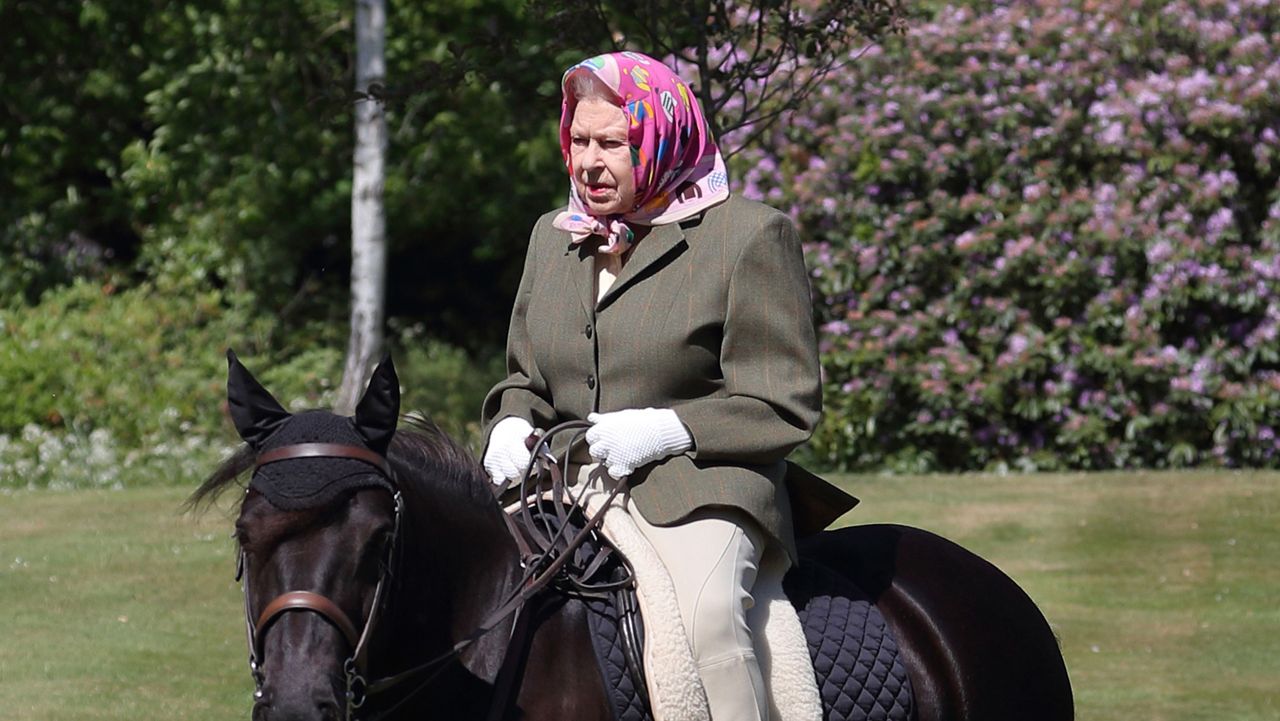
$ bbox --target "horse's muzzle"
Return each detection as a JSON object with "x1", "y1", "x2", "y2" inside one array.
[{"x1": 252, "y1": 685, "x2": 344, "y2": 721}]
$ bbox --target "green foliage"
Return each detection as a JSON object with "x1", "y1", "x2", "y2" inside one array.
[
  {"x1": 0, "y1": 280, "x2": 260, "y2": 487},
  {"x1": 118, "y1": 0, "x2": 356, "y2": 300},
  {"x1": 0, "y1": 0, "x2": 156, "y2": 302},
  {"x1": 378, "y1": 0, "x2": 579, "y2": 345},
  {"x1": 0, "y1": 0, "x2": 566, "y2": 488},
  {"x1": 0, "y1": 281, "x2": 498, "y2": 489},
  {"x1": 0, "y1": 280, "x2": 255, "y2": 445},
  {"x1": 391, "y1": 322, "x2": 505, "y2": 452},
  {"x1": 1, "y1": 0, "x2": 580, "y2": 347}
]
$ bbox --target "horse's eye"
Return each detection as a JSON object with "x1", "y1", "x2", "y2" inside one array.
[
  {"x1": 375, "y1": 531, "x2": 394, "y2": 557},
  {"x1": 363, "y1": 531, "x2": 395, "y2": 575}
]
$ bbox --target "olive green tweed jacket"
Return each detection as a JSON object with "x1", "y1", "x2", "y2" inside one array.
[{"x1": 481, "y1": 195, "x2": 824, "y2": 554}]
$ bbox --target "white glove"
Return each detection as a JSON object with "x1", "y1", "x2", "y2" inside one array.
[
  {"x1": 483, "y1": 417, "x2": 535, "y2": 485},
  {"x1": 585, "y1": 408, "x2": 692, "y2": 478}
]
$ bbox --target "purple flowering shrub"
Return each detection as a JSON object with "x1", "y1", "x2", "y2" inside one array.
[{"x1": 735, "y1": 0, "x2": 1280, "y2": 471}]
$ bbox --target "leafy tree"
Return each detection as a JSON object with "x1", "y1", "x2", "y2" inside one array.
[
  {"x1": 0, "y1": 0, "x2": 158, "y2": 302},
  {"x1": 528, "y1": 0, "x2": 907, "y2": 155},
  {"x1": 1, "y1": 0, "x2": 571, "y2": 343}
]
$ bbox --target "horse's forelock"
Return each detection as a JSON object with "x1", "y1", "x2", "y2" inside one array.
[{"x1": 186, "y1": 444, "x2": 256, "y2": 513}]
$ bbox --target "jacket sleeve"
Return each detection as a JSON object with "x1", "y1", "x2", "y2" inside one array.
[
  {"x1": 480, "y1": 220, "x2": 560, "y2": 448},
  {"x1": 673, "y1": 211, "x2": 822, "y2": 464}
]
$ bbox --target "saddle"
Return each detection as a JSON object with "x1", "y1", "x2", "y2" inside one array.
[
  {"x1": 510, "y1": 493, "x2": 915, "y2": 721},
  {"x1": 504, "y1": 423, "x2": 914, "y2": 721}
]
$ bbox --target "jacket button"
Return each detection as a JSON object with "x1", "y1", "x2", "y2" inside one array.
[
  {"x1": 584, "y1": 324, "x2": 593, "y2": 339},
  {"x1": 586, "y1": 375, "x2": 596, "y2": 390}
]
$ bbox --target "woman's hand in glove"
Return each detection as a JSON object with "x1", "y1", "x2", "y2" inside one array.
[
  {"x1": 585, "y1": 408, "x2": 692, "y2": 478},
  {"x1": 482, "y1": 416, "x2": 535, "y2": 485}
]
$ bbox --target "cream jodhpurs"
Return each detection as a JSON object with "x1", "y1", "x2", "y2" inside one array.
[{"x1": 576, "y1": 465, "x2": 788, "y2": 721}]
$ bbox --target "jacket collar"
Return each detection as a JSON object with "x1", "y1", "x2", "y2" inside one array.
[
  {"x1": 607, "y1": 222, "x2": 688, "y2": 306},
  {"x1": 566, "y1": 221, "x2": 690, "y2": 315}
]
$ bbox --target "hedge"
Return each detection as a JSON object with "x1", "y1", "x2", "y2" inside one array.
[
  {"x1": 737, "y1": 0, "x2": 1280, "y2": 471},
  {"x1": 0, "y1": 281, "x2": 502, "y2": 489}
]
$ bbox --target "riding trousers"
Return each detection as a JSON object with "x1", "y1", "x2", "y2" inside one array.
[{"x1": 575, "y1": 463, "x2": 790, "y2": 721}]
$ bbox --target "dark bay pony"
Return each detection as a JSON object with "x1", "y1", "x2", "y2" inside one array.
[{"x1": 191, "y1": 352, "x2": 1073, "y2": 721}]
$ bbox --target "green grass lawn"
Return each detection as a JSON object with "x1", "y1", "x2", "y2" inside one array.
[{"x1": 1, "y1": 472, "x2": 1277, "y2": 720}]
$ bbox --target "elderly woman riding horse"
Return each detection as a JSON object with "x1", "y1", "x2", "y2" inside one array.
[
  {"x1": 480, "y1": 50, "x2": 852, "y2": 720},
  {"x1": 192, "y1": 49, "x2": 1072, "y2": 721}
]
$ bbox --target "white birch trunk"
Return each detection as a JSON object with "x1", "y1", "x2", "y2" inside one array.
[{"x1": 336, "y1": 0, "x2": 388, "y2": 414}]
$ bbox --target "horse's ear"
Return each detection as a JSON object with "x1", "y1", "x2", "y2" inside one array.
[
  {"x1": 354, "y1": 354, "x2": 399, "y2": 454},
  {"x1": 226, "y1": 349, "x2": 291, "y2": 449}
]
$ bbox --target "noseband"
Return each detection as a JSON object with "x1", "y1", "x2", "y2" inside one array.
[{"x1": 239, "y1": 443, "x2": 403, "y2": 719}]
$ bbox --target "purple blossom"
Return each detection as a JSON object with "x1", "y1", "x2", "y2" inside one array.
[
  {"x1": 1098, "y1": 122, "x2": 1125, "y2": 145},
  {"x1": 1176, "y1": 69, "x2": 1216, "y2": 99},
  {"x1": 1147, "y1": 239, "x2": 1174, "y2": 264},
  {"x1": 742, "y1": 0, "x2": 1280, "y2": 471},
  {"x1": 1206, "y1": 208, "x2": 1235, "y2": 240},
  {"x1": 1008, "y1": 334, "x2": 1029, "y2": 355}
]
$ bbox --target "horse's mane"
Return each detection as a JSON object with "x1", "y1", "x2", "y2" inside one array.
[
  {"x1": 185, "y1": 413, "x2": 491, "y2": 513},
  {"x1": 387, "y1": 414, "x2": 493, "y2": 509}
]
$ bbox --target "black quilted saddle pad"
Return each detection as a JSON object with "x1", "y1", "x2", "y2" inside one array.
[
  {"x1": 519, "y1": 499, "x2": 915, "y2": 721},
  {"x1": 784, "y1": 561, "x2": 916, "y2": 721},
  {"x1": 584, "y1": 552, "x2": 917, "y2": 721}
]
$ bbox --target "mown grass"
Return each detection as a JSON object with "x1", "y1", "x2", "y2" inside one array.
[
  {"x1": 842, "y1": 470, "x2": 1280, "y2": 721},
  {"x1": 1, "y1": 471, "x2": 1276, "y2": 720},
  {"x1": 0, "y1": 488, "x2": 247, "y2": 720}
]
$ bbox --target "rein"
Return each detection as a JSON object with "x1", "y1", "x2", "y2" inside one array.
[{"x1": 238, "y1": 421, "x2": 625, "y2": 721}]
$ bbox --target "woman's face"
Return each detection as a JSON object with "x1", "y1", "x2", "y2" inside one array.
[{"x1": 568, "y1": 98, "x2": 636, "y2": 216}]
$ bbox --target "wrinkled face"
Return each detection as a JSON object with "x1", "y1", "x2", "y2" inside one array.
[{"x1": 569, "y1": 98, "x2": 636, "y2": 216}]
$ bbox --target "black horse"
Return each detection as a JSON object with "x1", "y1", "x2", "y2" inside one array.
[{"x1": 191, "y1": 352, "x2": 1073, "y2": 721}]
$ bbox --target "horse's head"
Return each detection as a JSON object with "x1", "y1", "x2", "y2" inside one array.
[{"x1": 225, "y1": 350, "x2": 401, "y2": 721}]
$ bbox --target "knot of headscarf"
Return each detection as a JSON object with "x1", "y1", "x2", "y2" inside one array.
[{"x1": 552, "y1": 52, "x2": 730, "y2": 255}]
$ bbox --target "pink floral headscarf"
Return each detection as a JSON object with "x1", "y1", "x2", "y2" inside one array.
[{"x1": 551, "y1": 52, "x2": 730, "y2": 254}]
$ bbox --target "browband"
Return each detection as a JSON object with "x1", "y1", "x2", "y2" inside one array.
[{"x1": 254, "y1": 443, "x2": 392, "y2": 478}]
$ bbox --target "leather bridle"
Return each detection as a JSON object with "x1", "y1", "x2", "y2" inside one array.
[
  {"x1": 238, "y1": 423, "x2": 627, "y2": 721},
  {"x1": 239, "y1": 443, "x2": 404, "y2": 719}
]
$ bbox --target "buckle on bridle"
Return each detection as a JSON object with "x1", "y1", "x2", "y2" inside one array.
[{"x1": 345, "y1": 657, "x2": 368, "y2": 712}]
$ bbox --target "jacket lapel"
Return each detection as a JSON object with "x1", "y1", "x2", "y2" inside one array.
[
  {"x1": 565, "y1": 237, "x2": 597, "y2": 319},
  {"x1": 598, "y1": 222, "x2": 687, "y2": 309}
]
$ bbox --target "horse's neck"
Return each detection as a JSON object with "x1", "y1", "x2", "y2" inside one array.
[{"x1": 397, "y1": 486, "x2": 523, "y2": 669}]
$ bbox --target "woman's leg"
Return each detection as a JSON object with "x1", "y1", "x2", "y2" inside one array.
[
  {"x1": 627, "y1": 500, "x2": 770, "y2": 721},
  {"x1": 745, "y1": 545, "x2": 793, "y2": 720}
]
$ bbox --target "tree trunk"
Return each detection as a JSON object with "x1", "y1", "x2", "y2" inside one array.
[{"x1": 336, "y1": 0, "x2": 388, "y2": 415}]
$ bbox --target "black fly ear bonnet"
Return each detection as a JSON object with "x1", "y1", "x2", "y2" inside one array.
[{"x1": 226, "y1": 350, "x2": 400, "y2": 510}]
